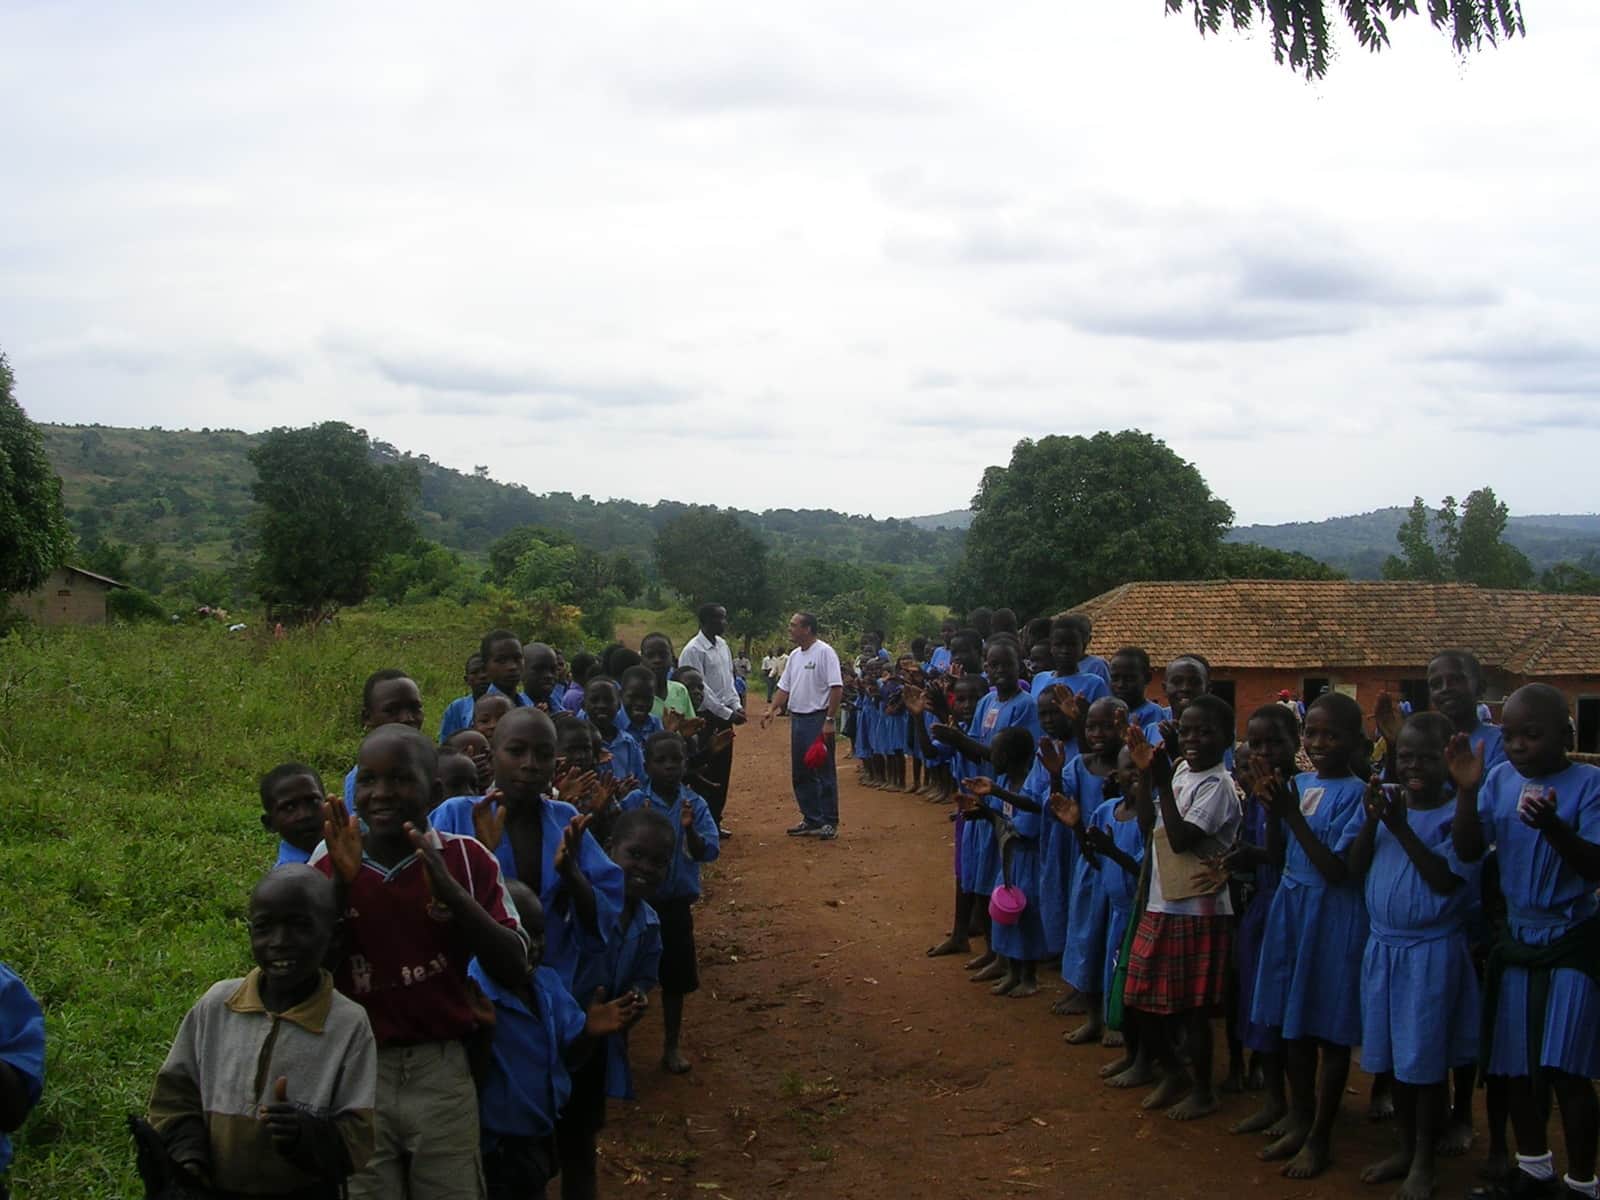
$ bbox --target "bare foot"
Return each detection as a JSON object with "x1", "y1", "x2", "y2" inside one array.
[
  {"x1": 1395, "y1": 1164, "x2": 1437, "y2": 1200},
  {"x1": 1281, "y1": 1136, "x2": 1331, "y2": 1180},
  {"x1": 1099, "y1": 1053, "x2": 1135, "y2": 1078},
  {"x1": 1230, "y1": 1100, "x2": 1288, "y2": 1135},
  {"x1": 1105, "y1": 1059, "x2": 1157, "y2": 1089},
  {"x1": 662, "y1": 1048, "x2": 692, "y2": 1075},
  {"x1": 1477, "y1": 1151, "x2": 1510, "y2": 1183},
  {"x1": 1064, "y1": 1020, "x2": 1103, "y2": 1045},
  {"x1": 991, "y1": 974, "x2": 1019, "y2": 996},
  {"x1": 1168, "y1": 1090, "x2": 1219, "y2": 1121},
  {"x1": 971, "y1": 959, "x2": 1007, "y2": 983},
  {"x1": 964, "y1": 950, "x2": 995, "y2": 971},
  {"x1": 1100, "y1": 1029, "x2": 1125, "y2": 1049},
  {"x1": 1369, "y1": 1092, "x2": 1396, "y2": 1122},
  {"x1": 1259, "y1": 1119, "x2": 1311, "y2": 1162},
  {"x1": 1361, "y1": 1151, "x2": 1411, "y2": 1185},
  {"x1": 1263, "y1": 1113, "x2": 1294, "y2": 1140},
  {"x1": 1435, "y1": 1120, "x2": 1473, "y2": 1157},
  {"x1": 926, "y1": 936, "x2": 969, "y2": 958},
  {"x1": 1050, "y1": 991, "x2": 1087, "y2": 1016},
  {"x1": 1007, "y1": 980, "x2": 1039, "y2": 998},
  {"x1": 1140, "y1": 1071, "x2": 1193, "y2": 1111}
]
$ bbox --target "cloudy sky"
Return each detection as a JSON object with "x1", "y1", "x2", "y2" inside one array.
[{"x1": 3, "y1": 2, "x2": 1596, "y2": 526}]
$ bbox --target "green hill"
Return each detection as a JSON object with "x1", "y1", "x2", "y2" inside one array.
[{"x1": 41, "y1": 424, "x2": 964, "y2": 600}]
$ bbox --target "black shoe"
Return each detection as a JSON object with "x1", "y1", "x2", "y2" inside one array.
[
  {"x1": 1468, "y1": 1171, "x2": 1563, "y2": 1200},
  {"x1": 787, "y1": 821, "x2": 820, "y2": 837},
  {"x1": 718, "y1": 826, "x2": 732, "y2": 839}
]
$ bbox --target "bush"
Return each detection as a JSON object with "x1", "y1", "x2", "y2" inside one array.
[{"x1": 107, "y1": 587, "x2": 168, "y2": 623}]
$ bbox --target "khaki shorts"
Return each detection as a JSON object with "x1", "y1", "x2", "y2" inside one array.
[{"x1": 349, "y1": 1040, "x2": 483, "y2": 1200}]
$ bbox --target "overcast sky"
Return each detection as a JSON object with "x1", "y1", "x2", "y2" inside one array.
[{"x1": 4, "y1": 2, "x2": 1596, "y2": 526}]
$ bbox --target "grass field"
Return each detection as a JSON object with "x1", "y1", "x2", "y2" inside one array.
[{"x1": 0, "y1": 603, "x2": 543, "y2": 1197}]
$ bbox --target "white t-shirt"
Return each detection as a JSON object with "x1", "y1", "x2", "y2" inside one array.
[
  {"x1": 1146, "y1": 760, "x2": 1241, "y2": 917},
  {"x1": 776, "y1": 640, "x2": 842, "y2": 714}
]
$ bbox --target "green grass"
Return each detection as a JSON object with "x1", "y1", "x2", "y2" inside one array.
[{"x1": 0, "y1": 602, "x2": 557, "y2": 1197}]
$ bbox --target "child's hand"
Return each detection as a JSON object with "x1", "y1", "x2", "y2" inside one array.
[
  {"x1": 677, "y1": 717, "x2": 707, "y2": 739},
  {"x1": 1082, "y1": 826, "x2": 1115, "y2": 857},
  {"x1": 1037, "y1": 737, "x2": 1066, "y2": 775},
  {"x1": 1123, "y1": 723, "x2": 1155, "y2": 772},
  {"x1": 679, "y1": 801, "x2": 695, "y2": 829},
  {"x1": 901, "y1": 684, "x2": 927, "y2": 716},
  {"x1": 470, "y1": 749, "x2": 493, "y2": 790},
  {"x1": 472, "y1": 789, "x2": 508, "y2": 850},
  {"x1": 1049, "y1": 792, "x2": 1080, "y2": 828},
  {"x1": 948, "y1": 661, "x2": 965, "y2": 680},
  {"x1": 955, "y1": 790, "x2": 982, "y2": 815},
  {"x1": 1362, "y1": 776, "x2": 1388, "y2": 823},
  {"x1": 662, "y1": 709, "x2": 682, "y2": 733},
  {"x1": 930, "y1": 723, "x2": 958, "y2": 744},
  {"x1": 405, "y1": 823, "x2": 463, "y2": 910},
  {"x1": 1050, "y1": 687, "x2": 1082, "y2": 727},
  {"x1": 965, "y1": 776, "x2": 994, "y2": 798},
  {"x1": 1520, "y1": 787, "x2": 1563, "y2": 834},
  {"x1": 1444, "y1": 733, "x2": 1485, "y2": 794},
  {"x1": 585, "y1": 987, "x2": 647, "y2": 1037},
  {"x1": 1372, "y1": 691, "x2": 1402, "y2": 745},
  {"x1": 320, "y1": 796, "x2": 363, "y2": 884},
  {"x1": 259, "y1": 1077, "x2": 303, "y2": 1151},
  {"x1": 1157, "y1": 719, "x2": 1180, "y2": 755},
  {"x1": 711, "y1": 728, "x2": 736, "y2": 755},
  {"x1": 557, "y1": 769, "x2": 600, "y2": 811},
  {"x1": 554, "y1": 812, "x2": 593, "y2": 876}
]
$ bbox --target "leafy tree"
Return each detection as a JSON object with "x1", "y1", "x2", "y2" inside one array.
[
  {"x1": 654, "y1": 508, "x2": 776, "y2": 635},
  {"x1": 953, "y1": 431, "x2": 1234, "y2": 615},
  {"x1": 108, "y1": 586, "x2": 168, "y2": 623},
  {"x1": 603, "y1": 551, "x2": 646, "y2": 602},
  {"x1": 1540, "y1": 561, "x2": 1600, "y2": 595},
  {"x1": 248, "y1": 422, "x2": 420, "y2": 615},
  {"x1": 0, "y1": 353, "x2": 75, "y2": 595},
  {"x1": 372, "y1": 540, "x2": 481, "y2": 605},
  {"x1": 1209, "y1": 541, "x2": 1345, "y2": 580},
  {"x1": 1383, "y1": 488, "x2": 1532, "y2": 588},
  {"x1": 1170, "y1": 0, "x2": 1524, "y2": 80}
]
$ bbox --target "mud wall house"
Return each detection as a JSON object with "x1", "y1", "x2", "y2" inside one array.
[
  {"x1": 1069, "y1": 580, "x2": 1600, "y2": 752},
  {"x1": 16, "y1": 565, "x2": 127, "y2": 626}
]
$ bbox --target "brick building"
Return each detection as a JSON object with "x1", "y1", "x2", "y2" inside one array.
[
  {"x1": 16, "y1": 565, "x2": 127, "y2": 626},
  {"x1": 1069, "y1": 580, "x2": 1600, "y2": 752}
]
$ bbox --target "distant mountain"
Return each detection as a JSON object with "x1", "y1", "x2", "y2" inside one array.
[
  {"x1": 1227, "y1": 509, "x2": 1600, "y2": 579},
  {"x1": 904, "y1": 509, "x2": 974, "y2": 531},
  {"x1": 41, "y1": 424, "x2": 963, "y2": 600}
]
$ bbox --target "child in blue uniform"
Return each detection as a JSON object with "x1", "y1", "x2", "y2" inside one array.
[
  {"x1": 1430, "y1": 649, "x2": 1508, "y2": 772},
  {"x1": 1031, "y1": 619, "x2": 1111, "y2": 707},
  {"x1": 1451, "y1": 683, "x2": 1600, "y2": 1200},
  {"x1": 259, "y1": 762, "x2": 327, "y2": 866},
  {"x1": 480, "y1": 629, "x2": 530, "y2": 707},
  {"x1": 1083, "y1": 743, "x2": 1147, "y2": 1083},
  {"x1": 1059, "y1": 696, "x2": 1131, "y2": 1045},
  {"x1": 619, "y1": 731, "x2": 719, "y2": 1076},
  {"x1": 437, "y1": 651, "x2": 490, "y2": 742},
  {"x1": 1028, "y1": 688, "x2": 1083, "y2": 1013},
  {"x1": 619, "y1": 667, "x2": 664, "y2": 744},
  {"x1": 1064, "y1": 613, "x2": 1111, "y2": 683},
  {"x1": 342, "y1": 670, "x2": 425, "y2": 803},
  {"x1": 1340, "y1": 712, "x2": 1480, "y2": 1200},
  {"x1": 1249, "y1": 691, "x2": 1369, "y2": 1179},
  {"x1": 914, "y1": 674, "x2": 987, "y2": 961},
  {"x1": 580, "y1": 677, "x2": 644, "y2": 794},
  {"x1": 960, "y1": 727, "x2": 1044, "y2": 996},
  {"x1": 1108, "y1": 647, "x2": 1167, "y2": 729},
  {"x1": 0, "y1": 962, "x2": 45, "y2": 1196}
]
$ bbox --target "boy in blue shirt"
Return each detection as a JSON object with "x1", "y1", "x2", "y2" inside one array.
[
  {"x1": 619, "y1": 732, "x2": 719, "y2": 1075},
  {"x1": 259, "y1": 763, "x2": 327, "y2": 866},
  {"x1": 619, "y1": 667, "x2": 665, "y2": 743},
  {"x1": 437, "y1": 651, "x2": 490, "y2": 742},
  {"x1": 581, "y1": 676, "x2": 644, "y2": 792},
  {"x1": 0, "y1": 963, "x2": 44, "y2": 1198}
]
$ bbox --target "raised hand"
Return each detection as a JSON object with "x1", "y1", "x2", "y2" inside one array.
[
  {"x1": 554, "y1": 811, "x2": 593, "y2": 877},
  {"x1": 1444, "y1": 733, "x2": 1485, "y2": 794},
  {"x1": 1082, "y1": 826, "x2": 1115, "y2": 857},
  {"x1": 677, "y1": 717, "x2": 707, "y2": 739},
  {"x1": 585, "y1": 987, "x2": 648, "y2": 1037},
  {"x1": 1123, "y1": 722, "x2": 1155, "y2": 772},
  {"x1": 965, "y1": 776, "x2": 994, "y2": 798},
  {"x1": 948, "y1": 661, "x2": 965, "y2": 680},
  {"x1": 955, "y1": 790, "x2": 982, "y2": 815},
  {"x1": 1520, "y1": 787, "x2": 1562, "y2": 834},
  {"x1": 404, "y1": 822, "x2": 462, "y2": 916},
  {"x1": 1049, "y1": 792, "x2": 1081, "y2": 828},
  {"x1": 930, "y1": 723, "x2": 958, "y2": 744},
  {"x1": 679, "y1": 800, "x2": 695, "y2": 829},
  {"x1": 471, "y1": 789, "x2": 508, "y2": 849},
  {"x1": 558, "y1": 770, "x2": 601, "y2": 811},
  {"x1": 1373, "y1": 691, "x2": 1402, "y2": 745},
  {"x1": 321, "y1": 795, "x2": 363, "y2": 883},
  {"x1": 901, "y1": 684, "x2": 927, "y2": 717},
  {"x1": 1037, "y1": 737, "x2": 1066, "y2": 775},
  {"x1": 468, "y1": 748, "x2": 493, "y2": 790},
  {"x1": 1157, "y1": 719, "x2": 1181, "y2": 755},
  {"x1": 662, "y1": 709, "x2": 683, "y2": 733},
  {"x1": 1362, "y1": 776, "x2": 1388, "y2": 824},
  {"x1": 1051, "y1": 687, "x2": 1082, "y2": 727}
]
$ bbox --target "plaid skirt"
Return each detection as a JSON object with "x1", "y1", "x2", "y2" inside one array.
[{"x1": 1122, "y1": 910, "x2": 1232, "y2": 1016}]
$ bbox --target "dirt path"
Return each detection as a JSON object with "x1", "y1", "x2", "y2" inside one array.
[{"x1": 598, "y1": 718, "x2": 1484, "y2": 1199}]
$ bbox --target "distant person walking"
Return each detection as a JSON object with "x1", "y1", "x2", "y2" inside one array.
[
  {"x1": 762, "y1": 647, "x2": 787, "y2": 703},
  {"x1": 678, "y1": 603, "x2": 745, "y2": 836},
  {"x1": 762, "y1": 612, "x2": 843, "y2": 840}
]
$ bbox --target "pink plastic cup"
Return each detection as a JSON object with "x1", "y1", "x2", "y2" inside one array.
[{"x1": 988, "y1": 884, "x2": 1027, "y2": 926}]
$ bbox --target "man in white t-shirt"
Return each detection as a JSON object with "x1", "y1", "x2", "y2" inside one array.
[{"x1": 762, "y1": 612, "x2": 844, "y2": 840}]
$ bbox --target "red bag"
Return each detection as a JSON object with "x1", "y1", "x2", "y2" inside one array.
[{"x1": 802, "y1": 732, "x2": 829, "y2": 770}]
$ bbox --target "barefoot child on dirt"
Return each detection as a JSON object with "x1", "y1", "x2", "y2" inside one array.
[
  {"x1": 259, "y1": 763, "x2": 327, "y2": 866},
  {"x1": 1085, "y1": 744, "x2": 1148, "y2": 1086},
  {"x1": 340, "y1": 669, "x2": 425, "y2": 803},
  {"x1": 1451, "y1": 683, "x2": 1600, "y2": 1200},
  {"x1": 143, "y1": 866, "x2": 377, "y2": 1199},
  {"x1": 1121, "y1": 694, "x2": 1241, "y2": 1122},
  {"x1": 1026, "y1": 687, "x2": 1082, "y2": 1014},
  {"x1": 1340, "y1": 713, "x2": 1481, "y2": 1200},
  {"x1": 620, "y1": 731, "x2": 720, "y2": 1075},
  {"x1": 958, "y1": 726, "x2": 1045, "y2": 997},
  {"x1": 315, "y1": 724, "x2": 527, "y2": 1199},
  {"x1": 910, "y1": 673, "x2": 987, "y2": 960},
  {"x1": 1248, "y1": 691, "x2": 1370, "y2": 1177}
]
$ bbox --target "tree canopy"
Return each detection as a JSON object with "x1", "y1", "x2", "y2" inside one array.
[
  {"x1": 248, "y1": 422, "x2": 420, "y2": 615},
  {"x1": 1170, "y1": 0, "x2": 1525, "y2": 80},
  {"x1": 654, "y1": 508, "x2": 776, "y2": 635},
  {"x1": 953, "y1": 430, "x2": 1234, "y2": 616},
  {"x1": 1382, "y1": 488, "x2": 1534, "y2": 588},
  {"x1": 0, "y1": 353, "x2": 75, "y2": 596}
]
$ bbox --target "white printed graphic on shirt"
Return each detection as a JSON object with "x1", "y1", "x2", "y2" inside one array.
[{"x1": 1300, "y1": 787, "x2": 1324, "y2": 817}]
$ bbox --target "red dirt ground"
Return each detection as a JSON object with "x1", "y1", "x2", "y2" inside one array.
[{"x1": 598, "y1": 718, "x2": 1490, "y2": 1199}]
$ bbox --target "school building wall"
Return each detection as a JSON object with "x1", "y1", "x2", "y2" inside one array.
[{"x1": 15, "y1": 568, "x2": 111, "y2": 627}]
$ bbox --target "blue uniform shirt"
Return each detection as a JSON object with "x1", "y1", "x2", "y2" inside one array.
[
  {"x1": 469, "y1": 961, "x2": 587, "y2": 1139},
  {"x1": 618, "y1": 784, "x2": 720, "y2": 901},
  {"x1": 274, "y1": 839, "x2": 312, "y2": 867},
  {"x1": 927, "y1": 646, "x2": 952, "y2": 674},
  {"x1": 600, "y1": 728, "x2": 645, "y2": 786},
  {"x1": 572, "y1": 901, "x2": 662, "y2": 1100},
  {"x1": 0, "y1": 964, "x2": 45, "y2": 1174},
  {"x1": 1030, "y1": 671, "x2": 1111, "y2": 707},
  {"x1": 624, "y1": 713, "x2": 664, "y2": 743},
  {"x1": 437, "y1": 694, "x2": 476, "y2": 743},
  {"x1": 486, "y1": 683, "x2": 567, "y2": 714},
  {"x1": 970, "y1": 689, "x2": 1043, "y2": 779}
]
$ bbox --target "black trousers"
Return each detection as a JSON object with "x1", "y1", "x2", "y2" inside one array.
[{"x1": 701, "y1": 713, "x2": 736, "y2": 825}]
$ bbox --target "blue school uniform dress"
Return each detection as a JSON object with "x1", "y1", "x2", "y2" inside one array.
[
  {"x1": 274, "y1": 839, "x2": 312, "y2": 866},
  {"x1": 624, "y1": 713, "x2": 663, "y2": 743},
  {"x1": 963, "y1": 691, "x2": 1043, "y2": 894},
  {"x1": 1477, "y1": 761, "x2": 1600, "y2": 1078},
  {"x1": 1060, "y1": 756, "x2": 1116, "y2": 992},
  {"x1": 1250, "y1": 774, "x2": 1368, "y2": 1045},
  {"x1": 1338, "y1": 803, "x2": 1480, "y2": 1084},
  {"x1": 429, "y1": 794, "x2": 624, "y2": 995},
  {"x1": 1030, "y1": 671, "x2": 1110, "y2": 708},
  {"x1": 1088, "y1": 798, "x2": 1145, "y2": 998},
  {"x1": 488, "y1": 683, "x2": 567, "y2": 714},
  {"x1": 1234, "y1": 799, "x2": 1282, "y2": 1054},
  {"x1": 1079, "y1": 655, "x2": 1111, "y2": 683},
  {"x1": 437, "y1": 693, "x2": 476, "y2": 742},
  {"x1": 1127, "y1": 699, "x2": 1167, "y2": 729},
  {"x1": 1027, "y1": 744, "x2": 1078, "y2": 956},
  {"x1": 598, "y1": 727, "x2": 644, "y2": 787},
  {"x1": 1470, "y1": 723, "x2": 1508, "y2": 773},
  {"x1": 927, "y1": 646, "x2": 952, "y2": 675},
  {"x1": 571, "y1": 902, "x2": 662, "y2": 1101},
  {"x1": 853, "y1": 688, "x2": 876, "y2": 760},
  {"x1": 989, "y1": 772, "x2": 1050, "y2": 961},
  {"x1": 879, "y1": 682, "x2": 910, "y2": 757},
  {"x1": 0, "y1": 964, "x2": 45, "y2": 1179},
  {"x1": 470, "y1": 960, "x2": 586, "y2": 1144}
]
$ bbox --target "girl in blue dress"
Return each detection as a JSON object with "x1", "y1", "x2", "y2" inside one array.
[
  {"x1": 1249, "y1": 690, "x2": 1369, "y2": 1180},
  {"x1": 1082, "y1": 743, "x2": 1147, "y2": 1082},
  {"x1": 962, "y1": 727, "x2": 1046, "y2": 997},
  {"x1": 1024, "y1": 689, "x2": 1079, "y2": 1012},
  {"x1": 1341, "y1": 713, "x2": 1480, "y2": 1200},
  {"x1": 1451, "y1": 683, "x2": 1600, "y2": 1200},
  {"x1": 914, "y1": 674, "x2": 987, "y2": 962}
]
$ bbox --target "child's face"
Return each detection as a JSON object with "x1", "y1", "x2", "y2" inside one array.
[
  {"x1": 1394, "y1": 725, "x2": 1448, "y2": 800},
  {"x1": 676, "y1": 669, "x2": 706, "y2": 711},
  {"x1": 262, "y1": 772, "x2": 325, "y2": 853},
  {"x1": 249, "y1": 875, "x2": 332, "y2": 996},
  {"x1": 611, "y1": 827, "x2": 674, "y2": 902},
  {"x1": 486, "y1": 637, "x2": 524, "y2": 694},
  {"x1": 585, "y1": 681, "x2": 620, "y2": 728},
  {"x1": 1083, "y1": 699, "x2": 1126, "y2": 755},
  {"x1": 493, "y1": 715, "x2": 558, "y2": 803},
  {"x1": 554, "y1": 650, "x2": 568, "y2": 682},
  {"x1": 437, "y1": 754, "x2": 481, "y2": 800},
  {"x1": 940, "y1": 621, "x2": 957, "y2": 647},
  {"x1": 523, "y1": 647, "x2": 558, "y2": 698},
  {"x1": 1500, "y1": 690, "x2": 1570, "y2": 777},
  {"x1": 1427, "y1": 654, "x2": 1481, "y2": 729},
  {"x1": 365, "y1": 678, "x2": 423, "y2": 732},
  {"x1": 1163, "y1": 661, "x2": 1207, "y2": 718},
  {"x1": 1038, "y1": 697, "x2": 1072, "y2": 741},
  {"x1": 952, "y1": 678, "x2": 985, "y2": 723},
  {"x1": 1302, "y1": 705, "x2": 1355, "y2": 774},
  {"x1": 641, "y1": 639, "x2": 673, "y2": 678},
  {"x1": 1245, "y1": 715, "x2": 1299, "y2": 776},
  {"x1": 449, "y1": 729, "x2": 491, "y2": 760},
  {"x1": 465, "y1": 655, "x2": 488, "y2": 697},
  {"x1": 473, "y1": 695, "x2": 512, "y2": 739},
  {"x1": 354, "y1": 735, "x2": 436, "y2": 843},
  {"x1": 622, "y1": 679, "x2": 655, "y2": 724},
  {"x1": 1028, "y1": 644, "x2": 1052, "y2": 676},
  {"x1": 1109, "y1": 654, "x2": 1151, "y2": 710},
  {"x1": 984, "y1": 648, "x2": 1019, "y2": 694},
  {"x1": 1177, "y1": 705, "x2": 1227, "y2": 771},
  {"x1": 1115, "y1": 746, "x2": 1140, "y2": 796},
  {"x1": 558, "y1": 728, "x2": 596, "y2": 773},
  {"x1": 646, "y1": 737, "x2": 687, "y2": 792},
  {"x1": 1049, "y1": 627, "x2": 1084, "y2": 675}
]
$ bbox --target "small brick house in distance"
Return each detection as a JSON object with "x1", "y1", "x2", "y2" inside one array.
[
  {"x1": 17, "y1": 565, "x2": 127, "y2": 626},
  {"x1": 1069, "y1": 580, "x2": 1600, "y2": 753}
]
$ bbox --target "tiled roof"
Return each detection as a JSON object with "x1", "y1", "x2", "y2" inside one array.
[{"x1": 1068, "y1": 580, "x2": 1600, "y2": 676}]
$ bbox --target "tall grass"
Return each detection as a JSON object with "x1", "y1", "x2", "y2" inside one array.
[{"x1": 0, "y1": 604, "x2": 512, "y2": 1197}]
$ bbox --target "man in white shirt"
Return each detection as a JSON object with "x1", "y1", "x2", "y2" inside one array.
[
  {"x1": 678, "y1": 603, "x2": 744, "y2": 836},
  {"x1": 762, "y1": 612, "x2": 844, "y2": 840}
]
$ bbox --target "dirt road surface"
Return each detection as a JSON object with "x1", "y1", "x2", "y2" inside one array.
[{"x1": 598, "y1": 717, "x2": 1484, "y2": 1199}]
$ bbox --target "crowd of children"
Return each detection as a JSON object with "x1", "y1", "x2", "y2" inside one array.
[
  {"x1": 2, "y1": 608, "x2": 1598, "y2": 1200},
  {"x1": 844, "y1": 607, "x2": 1600, "y2": 1200}
]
